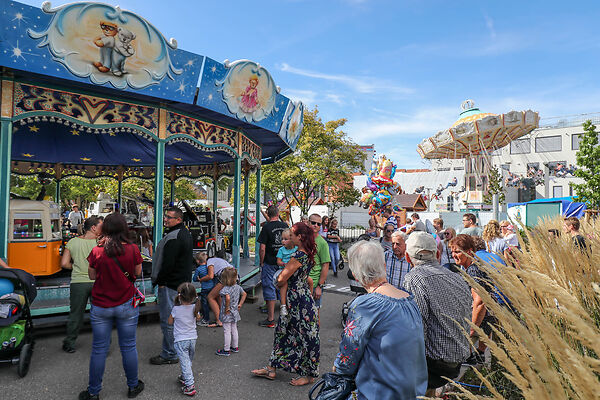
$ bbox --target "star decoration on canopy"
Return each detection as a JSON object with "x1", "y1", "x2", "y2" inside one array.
[
  {"x1": 205, "y1": 154, "x2": 214, "y2": 158},
  {"x1": 80, "y1": 157, "x2": 91, "y2": 161},
  {"x1": 70, "y1": 129, "x2": 79, "y2": 135},
  {"x1": 132, "y1": 158, "x2": 141, "y2": 162},
  {"x1": 109, "y1": 132, "x2": 116, "y2": 136},
  {"x1": 28, "y1": 125, "x2": 39, "y2": 132},
  {"x1": 174, "y1": 157, "x2": 182, "y2": 161},
  {"x1": 22, "y1": 153, "x2": 34, "y2": 158}
]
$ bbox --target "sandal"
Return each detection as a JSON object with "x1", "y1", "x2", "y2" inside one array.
[
  {"x1": 290, "y1": 376, "x2": 314, "y2": 386},
  {"x1": 251, "y1": 366, "x2": 276, "y2": 380},
  {"x1": 207, "y1": 321, "x2": 223, "y2": 328}
]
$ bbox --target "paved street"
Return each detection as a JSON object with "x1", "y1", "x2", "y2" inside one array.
[{"x1": 1, "y1": 276, "x2": 353, "y2": 400}]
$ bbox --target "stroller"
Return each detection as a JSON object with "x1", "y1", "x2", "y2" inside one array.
[{"x1": 0, "y1": 267, "x2": 37, "y2": 377}]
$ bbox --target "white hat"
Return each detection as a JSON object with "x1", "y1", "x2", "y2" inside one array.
[{"x1": 405, "y1": 231, "x2": 438, "y2": 260}]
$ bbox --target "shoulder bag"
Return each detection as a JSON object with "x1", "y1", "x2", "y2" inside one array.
[
  {"x1": 110, "y1": 253, "x2": 145, "y2": 308},
  {"x1": 308, "y1": 372, "x2": 356, "y2": 400}
]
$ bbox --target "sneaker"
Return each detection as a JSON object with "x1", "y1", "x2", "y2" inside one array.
[
  {"x1": 149, "y1": 355, "x2": 178, "y2": 365},
  {"x1": 127, "y1": 379, "x2": 145, "y2": 398},
  {"x1": 196, "y1": 319, "x2": 210, "y2": 327},
  {"x1": 258, "y1": 318, "x2": 275, "y2": 328},
  {"x1": 463, "y1": 351, "x2": 485, "y2": 366},
  {"x1": 230, "y1": 347, "x2": 239, "y2": 353},
  {"x1": 182, "y1": 384, "x2": 197, "y2": 396},
  {"x1": 78, "y1": 390, "x2": 99, "y2": 400},
  {"x1": 177, "y1": 375, "x2": 185, "y2": 385},
  {"x1": 280, "y1": 304, "x2": 288, "y2": 317},
  {"x1": 215, "y1": 349, "x2": 230, "y2": 356},
  {"x1": 62, "y1": 343, "x2": 75, "y2": 353}
]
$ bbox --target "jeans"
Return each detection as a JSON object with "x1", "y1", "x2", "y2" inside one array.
[
  {"x1": 88, "y1": 300, "x2": 139, "y2": 395},
  {"x1": 222, "y1": 321, "x2": 238, "y2": 351},
  {"x1": 174, "y1": 339, "x2": 196, "y2": 387},
  {"x1": 328, "y1": 243, "x2": 340, "y2": 273},
  {"x1": 200, "y1": 288, "x2": 211, "y2": 321},
  {"x1": 261, "y1": 264, "x2": 278, "y2": 301},
  {"x1": 158, "y1": 286, "x2": 178, "y2": 360},
  {"x1": 63, "y1": 282, "x2": 93, "y2": 348}
]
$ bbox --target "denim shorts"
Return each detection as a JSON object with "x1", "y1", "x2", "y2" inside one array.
[{"x1": 261, "y1": 263, "x2": 278, "y2": 301}]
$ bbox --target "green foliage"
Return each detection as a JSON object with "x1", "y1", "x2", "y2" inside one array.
[
  {"x1": 261, "y1": 108, "x2": 365, "y2": 217},
  {"x1": 483, "y1": 166, "x2": 505, "y2": 205},
  {"x1": 327, "y1": 182, "x2": 361, "y2": 216},
  {"x1": 571, "y1": 120, "x2": 600, "y2": 209}
]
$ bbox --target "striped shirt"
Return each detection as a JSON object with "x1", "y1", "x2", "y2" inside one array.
[
  {"x1": 384, "y1": 250, "x2": 410, "y2": 289},
  {"x1": 402, "y1": 260, "x2": 472, "y2": 363}
]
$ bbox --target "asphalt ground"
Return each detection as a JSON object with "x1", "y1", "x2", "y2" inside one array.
[{"x1": 0, "y1": 273, "x2": 355, "y2": 400}]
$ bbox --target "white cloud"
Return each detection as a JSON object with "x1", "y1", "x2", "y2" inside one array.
[
  {"x1": 279, "y1": 63, "x2": 414, "y2": 95},
  {"x1": 484, "y1": 14, "x2": 496, "y2": 39},
  {"x1": 284, "y1": 89, "x2": 318, "y2": 106}
]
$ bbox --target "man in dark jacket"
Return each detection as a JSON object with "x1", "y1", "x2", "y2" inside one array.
[{"x1": 150, "y1": 206, "x2": 194, "y2": 365}]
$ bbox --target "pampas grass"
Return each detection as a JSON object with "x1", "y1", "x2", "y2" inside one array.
[{"x1": 444, "y1": 216, "x2": 600, "y2": 399}]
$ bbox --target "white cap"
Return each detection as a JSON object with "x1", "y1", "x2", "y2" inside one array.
[{"x1": 405, "y1": 231, "x2": 438, "y2": 260}]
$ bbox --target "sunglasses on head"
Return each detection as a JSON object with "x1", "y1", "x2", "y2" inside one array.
[
  {"x1": 309, "y1": 220, "x2": 321, "y2": 226},
  {"x1": 385, "y1": 229, "x2": 394, "y2": 233}
]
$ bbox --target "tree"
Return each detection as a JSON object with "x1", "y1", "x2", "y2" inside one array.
[
  {"x1": 483, "y1": 166, "x2": 505, "y2": 205},
  {"x1": 571, "y1": 120, "x2": 600, "y2": 209},
  {"x1": 326, "y1": 181, "x2": 361, "y2": 217},
  {"x1": 262, "y1": 108, "x2": 365, "y2": 217}
]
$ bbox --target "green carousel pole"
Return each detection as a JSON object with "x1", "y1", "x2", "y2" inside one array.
[
  {"x1": 153, "y1": 140, "x2": 165, "y2": 247},
  {"x1": 170, "y1": 179, "x2": 175, "y2": 205},
  {"x1": 0, "y1": 80, "x2": 14, "y2": 261},
  {"x1": 243, "y1": 166, "x2": 250, "y2": 259},
  {"x1": 117, "y1": 180, "x2": 123, "y2": 212},
  {"x1": 232, "y1": 157, "x2": 242, "y2": 268},
  {"x1": 212, "y1": 164, "x2": 218, "y2": 243},
  {"x1": 55, "y1": 180, "x2": 61, "y2": 204},
  {"x1": 254, "y1": 166, "x2": 261, "y2": 266}
]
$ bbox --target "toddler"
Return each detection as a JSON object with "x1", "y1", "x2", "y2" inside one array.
[
  {"x1": 192, "y1": 252, "x2": 213, "y2": 326},
  {"x1": 215, "y1": 267, "x2": 247, "y2": 356},
  {"x1": 274, "y1": 229, "x2": 297, "y2": 317},
  {"x1": 168, "y1": 282, "x2": 201, "y2": 396}
]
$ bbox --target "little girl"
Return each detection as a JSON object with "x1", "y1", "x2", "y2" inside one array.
[
  {"x1": 216, "y1": 267, "x2": 247, "y2": 356},
  {"x1": 168, "y1": 282, "x2": 201, "y2": 396},
  {"x1": 275, "y1": 229, "x2": 298, "y2": 317}
]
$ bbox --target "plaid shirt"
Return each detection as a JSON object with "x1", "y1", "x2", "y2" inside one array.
[
  {"x1": 384, "y1": 250, "x2": 410, "y2": 289},
  {"x1": 402, "y1": 259, "x2": 472, "y2": 363}
]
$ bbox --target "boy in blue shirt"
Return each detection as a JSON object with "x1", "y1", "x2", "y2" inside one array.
[{"x1": 192, "y1": 252, "x2": 213, "y2": 326}]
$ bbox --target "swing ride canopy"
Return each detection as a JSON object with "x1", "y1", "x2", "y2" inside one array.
[
  {"x1": 0, "y1": 0, "x2": 304, "y2": 182},
  {"x1": 417, "y1": 100, "x2": 539, "y2": 160}
]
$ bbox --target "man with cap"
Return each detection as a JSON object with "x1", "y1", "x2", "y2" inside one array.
[{"x1": 402, "y1": 232, "x2": 472, "y2": 396}]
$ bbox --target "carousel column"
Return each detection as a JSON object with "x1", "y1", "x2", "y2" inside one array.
[
  {"x1": 212, "y1": 163, "x2": 219, "y2": 243},
  {"x1": 243, "y1": 165, "x2": 250, "y2": 259},
  {"x1": 0, "y1": 80, "x2": 14, "y2": 260},
  {"x1": 254, "y1": 166, "x2": 261, "y2": 266},
  {"x1": 170, "y1": 179, "x2": 175, "y2": 206},
  {"x1": 232, "y1": 158, "x2": 242, "y2": 268},
  {"x1": 154, "y1": 110, "x2": 167, "y2": 246},
  {"x1": 55, "y1": 180, "x2": 61, "y2": 204}
]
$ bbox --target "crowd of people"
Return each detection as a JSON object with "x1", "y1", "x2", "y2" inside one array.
[{"x1": 51, "y1": 200, "x2": 590, "y2": 400}]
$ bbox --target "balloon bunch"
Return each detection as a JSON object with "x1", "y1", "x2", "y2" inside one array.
[{"x1": 359, "y1": 155, "x2": 403, "y2": 215}]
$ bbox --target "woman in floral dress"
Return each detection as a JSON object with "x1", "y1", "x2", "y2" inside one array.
[{"x1": 251, "y1": 222, "x2": 319, "y2": 386}]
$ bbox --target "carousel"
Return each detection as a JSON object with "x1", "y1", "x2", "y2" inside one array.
[
  {"x1": 417, "y1": 100, "x2": 539, "y2": 214},
  {"x1": 0, "y1": 1, "x2": 304, "y2": 314}
]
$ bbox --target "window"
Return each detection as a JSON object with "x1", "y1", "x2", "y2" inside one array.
[
  {"x1": 453, "y1": 166, "x2": 464, "y2": 170},
  {"x1": 535, "y1": 135, "x2": 562, "y2": 153},
  {"x1": 13, "y1": 213, "x2": 43, "y2": 239},
  {"x1": 510, "y1": 138, "x2": 530, "y2": 154},
  {"x1": 553, "y1": 186, "x2": 563, "y2": 198},
  {"x1": 572, "y1": 134, "x2": 582, "y2": 150},
  {"x1": 51, "y1": 219, "x2": 61, "y2": 239},
  {"x1": 446, "y1": 195, "x2": 454, "y2": 212}
]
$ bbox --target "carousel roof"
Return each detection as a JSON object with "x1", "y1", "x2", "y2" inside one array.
[
  {"x1": 417, "y1": 100, "x2": 539, "y2": 160},
  {"x1": 0, "y1": 0, "x2": 304, "y2": 175}
]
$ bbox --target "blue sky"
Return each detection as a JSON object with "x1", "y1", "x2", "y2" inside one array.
[{"x1": 18, "y1": 0, "x2": 600, "y2": 168}]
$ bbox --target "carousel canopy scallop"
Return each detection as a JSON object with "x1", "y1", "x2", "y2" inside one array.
[{"x1": 417, "y1": 100, "x2": 539, "y2": 160}]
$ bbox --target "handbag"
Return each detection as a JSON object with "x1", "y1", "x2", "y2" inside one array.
[
  {"x1": 110, "y1": 255, "x2": 145, "y2": 308},
  {"x1": 308, "y1": 373, "x2": 356, "y2": 400}
]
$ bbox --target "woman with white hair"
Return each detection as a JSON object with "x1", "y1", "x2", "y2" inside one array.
[{"x1": 333, "y1": 240, "x2": 427, "y2": 399}]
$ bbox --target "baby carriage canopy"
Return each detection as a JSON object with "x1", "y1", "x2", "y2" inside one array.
[{"x1": 0, "y1": 268, "x2": 37, "y2": 303}]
